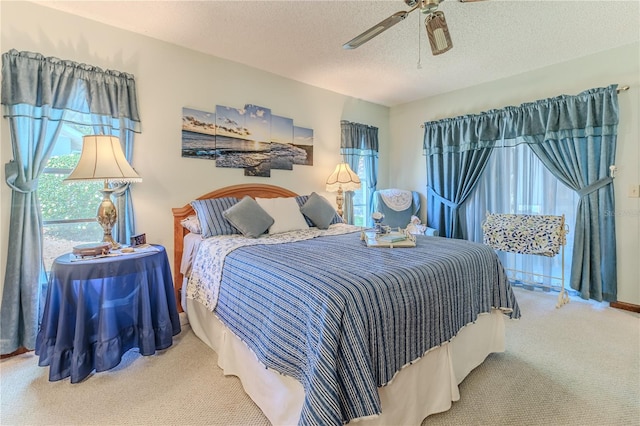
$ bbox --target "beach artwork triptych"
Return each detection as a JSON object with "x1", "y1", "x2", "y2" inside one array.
[{"x1": 181, "y1": 104, "x2": 313, "y2": 177}]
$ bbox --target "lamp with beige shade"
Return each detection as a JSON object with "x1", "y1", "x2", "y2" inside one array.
[
  {"x1": 325, "y1": 162, "x2": 361, "y2": 219},
  {"x1": 64, "y1": 135, "x2": 141, "y2": 249}
]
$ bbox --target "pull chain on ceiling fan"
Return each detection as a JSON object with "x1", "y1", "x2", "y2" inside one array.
[{"x1": 343, "y1": 0, "x2": 486, "y2": 56}]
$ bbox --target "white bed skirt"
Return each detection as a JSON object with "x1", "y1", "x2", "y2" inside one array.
[{"x1": 187, "y1": 298, "x2": 505, "y2": 425}]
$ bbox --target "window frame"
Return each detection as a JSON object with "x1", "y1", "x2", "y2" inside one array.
[
  {"x1": 39, "y1": 124, "x2": 104, "y2": 270},
  {"x1": 351, "y1": 157, "x2": 370, "y2": 227}
]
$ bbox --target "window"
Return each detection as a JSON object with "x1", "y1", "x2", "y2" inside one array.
[
  {"x1": 351, "y1": 157, "x2": 370, "y2": 227},
  {"x1": 462, "y1": 144, "x2": 578, "y2": 290},
  {"x1": 40, "y1": 125, "x2": 103, "y2": 271},
  {"x1": 339, "y1": 121, "x2": 378, "y2": 227}
]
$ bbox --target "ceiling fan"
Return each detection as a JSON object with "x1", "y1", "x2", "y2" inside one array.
[{"x1": 343, "y1": 0, "x2": 485, "y2": 55}]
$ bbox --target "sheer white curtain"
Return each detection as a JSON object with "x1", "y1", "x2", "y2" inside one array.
[{"x1": 461, "y1": 143, "x2": 579, "y2": 289}]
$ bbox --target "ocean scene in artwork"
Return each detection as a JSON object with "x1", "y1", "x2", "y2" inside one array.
[
  {"x1": 182, "y1": 102, "x2": 314, "y2": 177},
  {"x1": 270, "y1": 115, "x2": 294, "y2": 170},
  {"x1": 182, "y1": 108, "x2": 217, "y2": 159},
  {"x1": 293, "y1": 126, "x2": 314, "y2": 166},
  {"x1": 216, "y1": 104, "x2": 272, "y2": 177}
]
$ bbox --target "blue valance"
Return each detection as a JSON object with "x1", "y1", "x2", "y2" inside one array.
[
  {"x1": 1, "y1": 49, "x2": 141, "y2": 132},
  {"x1": 423, "y1": 85, "x2": 619, "y2": 156},
  {"x1": 341, "y1": 120, "x2": 379, "y2": 152}
]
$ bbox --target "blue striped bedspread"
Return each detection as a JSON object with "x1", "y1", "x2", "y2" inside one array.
[{"x1": 188, "y1": 225, "x2": 520, "y2": 425}]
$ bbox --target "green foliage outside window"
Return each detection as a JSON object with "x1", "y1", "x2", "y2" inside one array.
[{"x1": 39, "y1": 153, "x2": 102, "y2": 240}]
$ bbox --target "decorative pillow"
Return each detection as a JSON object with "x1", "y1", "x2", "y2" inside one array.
[
  {"x1": 223, "y1": 196, "x2": 274, "y2": 238},
  {"x1": 295, "y1": 194, "x2": 343, "y2": 227},
  {"x1": 180, "y1": 215, "x2": 202, "y2": 234},
  {"x1": 300, "y1": 192, "x2": 339, "y2": 230},
  {"x1": 256, "y1": 197, "x2": 310, "y2": 234},
  {"x1": 190, "y1": 197, "x2": 239, "y2": 238}
]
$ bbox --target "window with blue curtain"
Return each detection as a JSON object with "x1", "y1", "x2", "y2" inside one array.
[
  {"x1": 0, "y1": 50, "x2": 141, "y2": 355},
  {"x1": 423, "y1": 85, "x2": 619, "y2": 303},
  {"x1": 340, "y1": 120, "x2": 378, "y2": 226}
]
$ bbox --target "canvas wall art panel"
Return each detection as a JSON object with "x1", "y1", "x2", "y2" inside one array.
[
  {"x1": 215, "y1": 104, "x2": 270, "y2": 177},
  {"x1": 293, "y1": 126, "x2": 314, "y2": 166},
  {"x1": 270, "y1": 115, "x2": 294, "y2": 171},
  {"x1": 182, "y1": 102, "x2": 313, "y2": 177},
  {"x1": 182, "y1": 108, "x2": 217, "y2": 159}
]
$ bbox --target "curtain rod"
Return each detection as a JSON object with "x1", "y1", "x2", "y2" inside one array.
[{"x1": 420, "y1": 85, "x2": 630, "y2": 128}]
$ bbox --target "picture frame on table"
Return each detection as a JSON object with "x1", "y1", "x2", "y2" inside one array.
[{"x1": 130, "y1": 233, "x2": 147, "y2": 247}]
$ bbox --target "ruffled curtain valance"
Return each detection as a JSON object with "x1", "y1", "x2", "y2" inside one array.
[
  {"x1": 423, "y1": 85, "x2": 619, "y2": 156},
  {"x1": 1, "y1": 49, "x2": 141, "y2": 132}
]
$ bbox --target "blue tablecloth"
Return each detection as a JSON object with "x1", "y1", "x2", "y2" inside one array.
[{"x1": 35, "y1": 245, "x2": 181, "y2": 383}]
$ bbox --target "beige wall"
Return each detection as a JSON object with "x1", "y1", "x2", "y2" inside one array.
[
  {"x1": 1, "y1": 1, "x2": 638, "y2": 305},
  {"x1": 389, "y1": 43, "x2": 640, "y2": 305},
  {"x1": 0, "y1": 1, "x2": 391, "y2": 295}
]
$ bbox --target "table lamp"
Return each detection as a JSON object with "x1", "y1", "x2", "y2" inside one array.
[
  {"x1": 64, "y1": 135, "x2": 142, "y2": 249},
  {"x1": 325, "y1": 162, "x2": 361, "y2": 219}
]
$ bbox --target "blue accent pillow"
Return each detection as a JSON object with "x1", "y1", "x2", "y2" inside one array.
[
  {"x1": 223, "y1": 196, "x2": 274, "y2": 238},
  {"x1": 295, "y1": 194, "x2": 343, "y2": 227},
  {"x1": 300, "y1": 192, "x2": 339, "y2": 230},
  {"x1": 190, "y1": 197, "x2": 239, "y2": 238}
]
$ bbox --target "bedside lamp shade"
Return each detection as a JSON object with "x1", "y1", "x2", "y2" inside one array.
[
  {"x1": 64, "y1": 135, "x2": 141, "y2": 248},
  {"x1": 65, "y1": 135, "x2": 142, "y2": 183},
  {"x1": 326, "y1": 162, "x2": 361, "y2": 219}
]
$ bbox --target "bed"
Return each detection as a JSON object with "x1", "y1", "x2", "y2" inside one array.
[{"x1": 172, "y1": 183, "x2": 521, "y2": 426}]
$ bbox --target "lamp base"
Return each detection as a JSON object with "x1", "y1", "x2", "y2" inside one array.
[
  {"x1": 97, "y1": 184, "x2": 120, "y2": 249},
  {"x1": 335, "y1": 186, "x2": 344, "y2": 219},
  {"x1": 101, "y1": 234, "x2": 121, "y2": 250}
]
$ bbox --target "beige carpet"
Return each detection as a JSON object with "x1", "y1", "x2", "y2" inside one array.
[{"x1": 1, "y1": 288, "x2": 638, "y2": 426}]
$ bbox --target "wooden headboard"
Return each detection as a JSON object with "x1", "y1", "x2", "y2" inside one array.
[{"x1": 171, "y1": 183, "x2": 299, "y2": 311}]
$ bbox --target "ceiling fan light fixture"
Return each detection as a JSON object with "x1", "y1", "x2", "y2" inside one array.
[{"x1": 425, "y1": 11, "x2": 453, "y2": 55}]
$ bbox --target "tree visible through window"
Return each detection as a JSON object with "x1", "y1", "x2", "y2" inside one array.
[{"x1": 40, "y1": 125, "x2": 103, "y2": 270}]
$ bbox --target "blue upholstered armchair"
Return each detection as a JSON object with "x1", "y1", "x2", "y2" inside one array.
[{"x1": 372, "y1": 189, "x2": 439, "y2": 236}]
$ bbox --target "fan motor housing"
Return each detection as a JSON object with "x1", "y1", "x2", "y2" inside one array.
[{"x1": 405, "y1": 0, "x2": 442, "y2": 12}]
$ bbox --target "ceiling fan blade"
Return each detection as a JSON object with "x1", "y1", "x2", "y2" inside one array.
[{"x1": 343, "y1": 11, "x2": 410, "y2": 49}]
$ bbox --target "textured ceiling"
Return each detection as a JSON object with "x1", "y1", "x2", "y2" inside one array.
[{"x1": 32, "y1": 0, "x2": 640, "y2": 107}]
